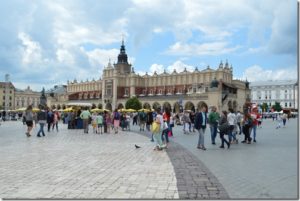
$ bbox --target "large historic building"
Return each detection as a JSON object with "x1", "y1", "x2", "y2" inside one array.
[
  {"x1": 66, "y1": 40, "x2": 251, "y2": 113},
  {"x1": 14, "y1": 86, "x2": 41, "y2": 109},
  {"x1": 250, "y1": 80, "x2": 298, "y2": 111}
]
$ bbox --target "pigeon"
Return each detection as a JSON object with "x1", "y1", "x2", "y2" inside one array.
[{"x1": 135, "y1": 144, "x2": 141, "y2": 149}]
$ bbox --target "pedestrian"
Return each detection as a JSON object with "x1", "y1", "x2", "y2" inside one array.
[
  {"x1": 36, "y1": 105, "x2": 47, "y2": 137},
  {"x1": 113, "y1": 109, "x2": 121, "y2": 134},
  {"x1": 189, "y1": 111, "x2": 196, "y2": 132},
  {"x1": 152, "y1": 108, "x2": 165, "y2": 151},
  {"x1": 47, "y1": 109, "x2": 54, "y2": 132},
  {"x1": 208, "y1": 106, "x2": 220, "y2": 145},
  {"x1": 182, "y1": 111, "x2": 191, "y2": 134},
  {"x1": 25, "y1": 105, "x2": 34, "y2": 137},
  {"x1": 52, "y1": 111, "x2": 59, "y2": 132},
  {"x1": 241, "y1": 113, "x2": 252, "y2": 144},
  {"x1": 218, "y1": 111, "x2": 230, "y2": 149},
  {"x1": 105, "y1": 111, "x2": 112, "y2": 133},
  {"x1": 125, "y1": 113, "x2": 131, "y2": 131},
  {"x1": 162, "y1": 108, "x2": 171, "y2": 148},
  {"x1": 236, "y1": 111, "x2": 243, "y2": 135},
  {"x1": 276, "y1": 114, "x2": 282, "y2": 129},
  {"x1": 80, "y1": 107, "x2": 91, "y2": 134},
  {"x1": 132, "y1": 112, "x2": 138, "y2": 125},
  {"x1": 91, "y1": 112, "x2": 97, "y2": 133},
  {"x1": 250, "y1": 108, "x2": 261, "y2": 142},
  {"x1": 282, "y1": 113, "x2": 288, "y2": 127},
  {"x1": 194, "y1": 105, "x2": 208, "y2": 150},
  {"x1": 227, "y1": 108, "x2": 238, "y2": 144},
  {"x1": 139, "y1": 111, "x2": 147, "y2": 131},
  {"x1": 96, "y1": 113, "x2": 104, "y2": 134}
]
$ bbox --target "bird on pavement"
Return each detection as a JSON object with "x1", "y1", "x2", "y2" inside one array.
[{"x1": 135, "y1": 144, "x2": 141, "y2": 149}]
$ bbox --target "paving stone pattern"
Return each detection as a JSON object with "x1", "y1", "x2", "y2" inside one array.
[{"x1": 0, "y1": 122, "x2": 179, "y2": 199}]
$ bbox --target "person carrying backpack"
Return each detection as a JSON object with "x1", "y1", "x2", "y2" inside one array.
[
  {"x1": 113, "y1": 109, "x2": 120, "y2": 134},
  {"x1": 139, "y1": 111, "x2": 147, "y2": 131}
]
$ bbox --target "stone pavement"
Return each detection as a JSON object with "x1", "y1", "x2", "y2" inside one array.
[
  {"x1": 159, "y1": 118, "x2": 298, "y2": 199},
  {"x1": 0, "y1": 121, "x2": 228, "y2": 199}
]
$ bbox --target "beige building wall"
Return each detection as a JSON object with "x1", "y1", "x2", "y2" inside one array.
[
  {"x1": 0, "y1": 82, "x2": 15, "y2": 110},
  {"x1": 14, "y1": 86, "x2": 40, "y2": 109}
]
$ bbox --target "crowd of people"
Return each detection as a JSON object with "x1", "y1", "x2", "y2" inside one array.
[{"x1": 13, "y1": 104, "x2": 292, "y2": 152}]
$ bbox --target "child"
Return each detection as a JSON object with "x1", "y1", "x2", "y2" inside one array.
[{"x1": 91, "y1": 112, "x2": 97, "y2": 133}]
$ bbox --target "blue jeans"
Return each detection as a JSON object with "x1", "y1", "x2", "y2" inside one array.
[
  {"x1": 37, "y1": 123, "x2": 45, "y2": 136},
  {"x1": 197, "y1": 128, "x2": 206, "y2": 147},
  {"x1": 228, "y1": 125, "x2": 236, "y2": 142},
  {"x1": 210, "y1": 124, "x2": 218, "y2": 144},
  {"x1": 161, "y1": 129, "x2": 169, "y2": 143},
  {"x1": 251, "y1": 125, "x2": 257, "y2": 140}
]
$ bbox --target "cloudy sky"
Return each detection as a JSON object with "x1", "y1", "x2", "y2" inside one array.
[{"x1": 0, "y1": 0, "x2": 298, "y2": 91}]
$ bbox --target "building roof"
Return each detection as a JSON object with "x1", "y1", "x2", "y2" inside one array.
[{"x1": 249, "y1": 80, "x2": 297, "y2": 87}]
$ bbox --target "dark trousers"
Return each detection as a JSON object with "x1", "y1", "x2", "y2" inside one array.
[
  {"x1": 237, "y1": 122, "x2": 242, "y2": 134},
  {"x1": 220, "y1": 132, "x2": 229, "y2": 147},
  {"x1": 83, "y1": 119, "x2": 89, "y2": 133},
  {"x1": 47, "y1": 122, "x2": 52, "y2": 131},
  {"x1": 243, "y1": 125, "x2": 251, "y2": 141}
]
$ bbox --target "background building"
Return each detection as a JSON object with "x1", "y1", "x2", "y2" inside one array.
[
  {"x1": 14, "y1": 86, "x2": 40, "y2": 109},
  {"x1": 67, "y1": 40, "x2": 251, "y2": 112},
  {"x1": 0, "y1": 81, "x2": 15, "y2": 110},
  {"x1": 250, "y1": 80, "x2": 298, "y2": 111}
]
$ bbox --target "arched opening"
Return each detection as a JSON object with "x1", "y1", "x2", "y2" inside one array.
[
  {"x1": 97, "y1": 103, "x2": 103, "y2": 109},
  {"x1": 184, "y1": 101, "x2": 195, "y2": 112},
  {"x1": 105, "y1": 103, "x2": 112, "y2": 111},
  {"x1": 143, "y1": 102, "x2": 151, "y2": 109},
  {"x1": 173, "y1": 102, "x2": 180, "y2": 113},
  {"x1": 163, "y1": 102, "x2": 172, "y2": 112},
  {"x1": 233, "y1": 101, "x2": 237, "y2": 112},
  {"x1": 92, "y1": 103, "x2": 97, "y2": 109},
  {"x1": 152, "y1": 102, "x2": 161, "y2": 111},
  {"x1": 197, "y1": 101, "x2": 208, "y2": 112},
  {"x1": 228, "y1": 100, "x2": 233, "y2": 111},
  {"x1": 117, "y1": 103, "x2": 124, "y2": 109}
]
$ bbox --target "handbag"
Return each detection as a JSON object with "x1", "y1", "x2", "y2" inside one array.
[
  {"x1": 151, "y1": 122, "x2": 160, "y2": 133},
  {"x1": 218, "y1": 122, "x2": 229, "y2": 134}
]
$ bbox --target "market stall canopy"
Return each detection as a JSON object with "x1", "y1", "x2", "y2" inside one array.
[
  {"x1": 91, "y1": 108, "x2": 110, "y2": 113},
  {"x1": 63, "y1": 107, "x2": 73, "y2": 112},
  {"x1": 138, "y1": 108, "x2": 151, "y2": 112}
]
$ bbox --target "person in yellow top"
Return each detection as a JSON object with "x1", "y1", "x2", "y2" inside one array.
[{"x1": 80, "y1": 107, "x2": 91, "y2": 133}]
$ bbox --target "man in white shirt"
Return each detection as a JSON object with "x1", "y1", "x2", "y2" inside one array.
[{"x1": 227, "y1": 108, "x2": 237, "y2": 144}]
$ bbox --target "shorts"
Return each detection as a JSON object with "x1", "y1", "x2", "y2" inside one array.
[
  {"x1": 26, "y1": 121, "x2": 33, "y2": 127},
  {"x1": 98, "y1": 124, "x2": 103, "y2": 128}
]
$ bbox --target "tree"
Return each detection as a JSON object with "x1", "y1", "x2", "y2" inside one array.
[
  {"x1": 125, "y1": 96, "x2": 142, "y2": 110},
  {"x1": 261, "y1": 102, "x2": 269, "y2": 112},
  {"x1": 272, "y1": 102, "x2": 282, "y2": 112},
  {"x1": 97, "y1": 103, "x2": 103, "y2": 109}
]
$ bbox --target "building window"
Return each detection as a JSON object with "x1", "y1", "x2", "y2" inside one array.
[
  {"x1": 3, "y1": 96, "x2": 4, "y2": 100},
  {"x1": 125, "y1": 88, "x2": 129, "y2": 96},
  {"x1": 289, "y1": 102, "x2": 292, "y2": 107},
  {"x1": 285, "y1": 103, "x2": 287, "y2": 107},
  {"x1": 259, "y1": 96, "x2": 261, "y2": 100}
]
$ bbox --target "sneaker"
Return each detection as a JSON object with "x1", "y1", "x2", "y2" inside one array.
[
  {"x1": 37, "y1": 135, "x2": 41, "y2": 137},
  {"x1": 254, "y1": 140, "x2": 256, "y2": 143},
  {"x1": 219, "y1": 146, "x2": 225, "y2": 148}
]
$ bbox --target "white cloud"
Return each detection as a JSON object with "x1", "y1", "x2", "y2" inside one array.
[
  {"x1": 18, "y1": 32, "x2": 43, "y2": 65},
  {"x1": 149, "y1": 64, "x2": 164, "y2": 74},
  {"x1": 241, "y1": 65, "x2": 297, "y2": 82},
  {"x1": 167, "y1": 60, "x2": 194, "y2": 73}
]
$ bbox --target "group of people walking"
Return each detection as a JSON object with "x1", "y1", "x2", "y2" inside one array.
[{"x1": 23, "y1": 105, "x2": 60, "y2": 137}]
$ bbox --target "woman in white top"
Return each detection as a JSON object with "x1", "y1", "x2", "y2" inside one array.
[{"x1": 152, "y1": 108, "x2": 165, "y2": 150}]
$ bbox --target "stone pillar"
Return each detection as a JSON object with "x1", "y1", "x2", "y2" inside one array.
[{"x1": 112, "y1": 74, "x2": 118, "y2": 111}]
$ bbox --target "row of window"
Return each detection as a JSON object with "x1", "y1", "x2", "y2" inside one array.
[{"x1": 2, "y1": 96, "x2": 12, "y2": 100}]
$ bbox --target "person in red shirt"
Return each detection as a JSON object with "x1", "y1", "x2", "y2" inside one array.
[{"x1": 250, "y1": 107, "x2": 261, "y2": 143}]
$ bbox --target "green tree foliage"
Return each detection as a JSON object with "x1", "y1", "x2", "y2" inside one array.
[
  {"x1": 261, "y1": 102, "x2": 269, "y2": 112},
  {"x1": 272, "y1": 102, "x2": 282, "y2": 112},
  {"x1": 125, "y1": 96, "x2": 142, "y2": 110}
]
